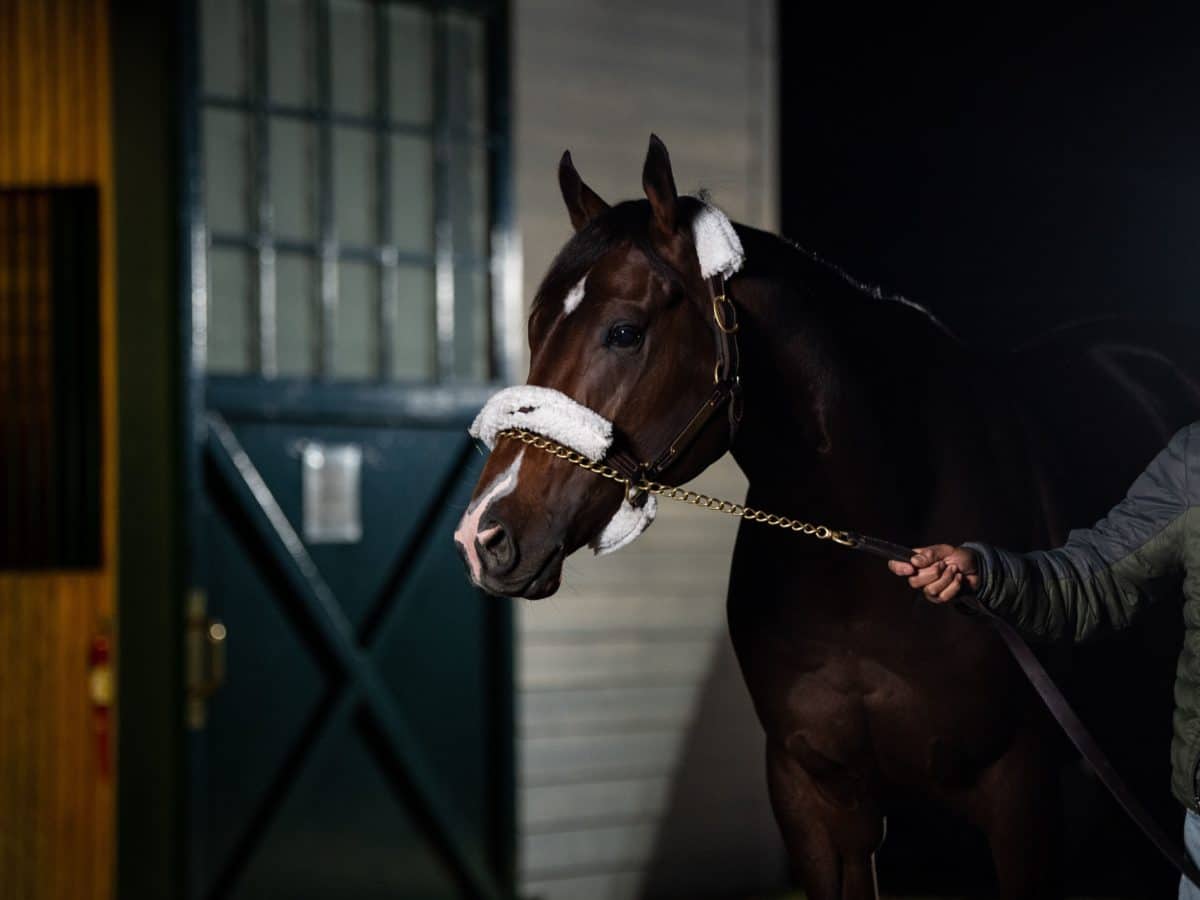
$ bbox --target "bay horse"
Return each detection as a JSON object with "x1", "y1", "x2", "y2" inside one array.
[{"x1": 455, "y1": 135, "x2": 1200, "y2": 898}]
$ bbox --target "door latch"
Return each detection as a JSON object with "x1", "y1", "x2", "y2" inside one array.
[{"x1": 185, "y1": 588, "x2": 227, "y2": 730}]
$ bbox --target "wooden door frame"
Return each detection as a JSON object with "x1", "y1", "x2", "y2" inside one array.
[{"x1": 111, "y1": 3, "x2": 186, "y2": 899}]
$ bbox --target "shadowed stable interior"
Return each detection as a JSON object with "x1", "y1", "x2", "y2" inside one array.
[{"x1": 782, "y1": 3, "x2": 1200, "y2": 896}]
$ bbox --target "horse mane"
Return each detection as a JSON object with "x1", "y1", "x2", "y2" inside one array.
[
  {"x1": 735, "y1": 222, "x2": 954, "y2": 334},
  {"x1": 533, "y1": 192, "x2": 955, "y2": 341}
]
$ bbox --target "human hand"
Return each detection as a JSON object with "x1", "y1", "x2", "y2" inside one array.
[{"x1": 887, "y1": 544, "x2": 981, "y2": 603}]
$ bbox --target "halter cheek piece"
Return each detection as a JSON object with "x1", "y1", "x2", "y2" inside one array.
[
  {"x1": 602, "y1": 270, "x2": 742, "y2": 505},
  {"x1": 602, "y1": 197, "x2": 748, "y2": 500}
]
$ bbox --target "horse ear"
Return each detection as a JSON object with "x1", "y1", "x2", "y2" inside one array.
[
  {"x1": 558, "y1": 150, "x2": 609, "y2": 231},
  {"x1": 642, "y1": 133, "x2": 678, "y2": 236}
]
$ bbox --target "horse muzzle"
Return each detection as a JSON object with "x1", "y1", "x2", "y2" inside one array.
[{"x1": 457, "y1": 527, "x2": 565, "y2": 599}]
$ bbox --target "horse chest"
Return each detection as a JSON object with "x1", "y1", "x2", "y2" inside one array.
[
  {"x1": 728, "y1": 547, "x2": 1025, "y2": 794},
  {"x1": 750, "y1": 645, "x2": 1004, "y2": 795}
]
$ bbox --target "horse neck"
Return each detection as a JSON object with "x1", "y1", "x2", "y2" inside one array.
[{"x1": 725, "y1": 244, "x2": 955, "y2": 539}]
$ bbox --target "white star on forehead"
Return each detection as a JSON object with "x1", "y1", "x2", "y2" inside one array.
[{"x1": 563, "y1": 273, "x2": 587, "y2": 315}]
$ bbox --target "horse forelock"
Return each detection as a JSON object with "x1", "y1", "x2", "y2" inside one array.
[{"x1": 532, "y1": 197, "x2": 710, "y2": 318}]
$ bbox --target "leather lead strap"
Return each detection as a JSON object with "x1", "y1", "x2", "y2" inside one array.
[
  {"x1": 972, "y1": 596, "x2": 1200, "y2": 887},
  {"x1": 846, "y1": 532, "x2": 1200, "y2": 887}
]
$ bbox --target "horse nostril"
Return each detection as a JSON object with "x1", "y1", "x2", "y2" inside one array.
[{"x1": 476, "y1": 520, "x2": 517, "y2": 576}]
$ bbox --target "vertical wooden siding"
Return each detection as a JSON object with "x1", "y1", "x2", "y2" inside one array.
[
  {"x1": 0, "y1": 577, "x2": 112, "y2": 900},
  {"x1": 0, "y1": 2, "x2": 116, "y2": 900}
]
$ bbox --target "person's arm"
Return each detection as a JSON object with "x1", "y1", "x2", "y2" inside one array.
[{"x1": 889, "y1": 424, "x2": 1194, "y2": 642}]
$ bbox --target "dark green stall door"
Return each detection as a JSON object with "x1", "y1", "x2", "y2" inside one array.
[
  {"x1": 190, "y1": 385, "x2": 510, "y2": 899},
  {"x1": 182, "y1": 1, "x2": 513, "y2": 894}
]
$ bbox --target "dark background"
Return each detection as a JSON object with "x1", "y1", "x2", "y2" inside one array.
[
  {"x1": 780, "y1": 3, "x2": 1200, "y2": 895},
  {"x1": 781, "y1": 3, "x2": 1200, "y2": 349}
]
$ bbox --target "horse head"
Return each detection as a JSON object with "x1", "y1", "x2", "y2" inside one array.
[{"x1": 454, "y1": 135, "x2": 739, "y2": 598}]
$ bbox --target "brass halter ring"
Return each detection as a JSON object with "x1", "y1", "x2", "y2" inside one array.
[{"x1": 712, "y1": 293, "x2": 739, "y2": 334}]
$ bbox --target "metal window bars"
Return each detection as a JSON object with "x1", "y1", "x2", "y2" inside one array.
[{"x1": 195, "y1": 0, "x2": 503, "y2": 383}]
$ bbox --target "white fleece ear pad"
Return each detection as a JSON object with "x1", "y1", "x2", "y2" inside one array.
[{"x1": 691, "y1": 202, "x2": 744, "y2": 279}]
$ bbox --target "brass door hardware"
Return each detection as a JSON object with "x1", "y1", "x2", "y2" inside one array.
[{"x1": 185, "y1": 589, "x2": 227, "y2": 730}]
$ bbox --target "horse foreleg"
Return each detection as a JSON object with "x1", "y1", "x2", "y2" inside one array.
[
  {"x1": 965, "y1": 725, "x2": 1062, "y2": 899},
  {"x1": 766, "y1": 739, "x2": 884, "y2": 900}
]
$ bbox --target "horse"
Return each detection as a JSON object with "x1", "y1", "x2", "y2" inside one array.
[{"x1": 454, "y1": 134, "x2": 1200, "y2": 898}]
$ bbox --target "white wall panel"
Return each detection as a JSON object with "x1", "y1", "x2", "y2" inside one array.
[
  {"x1": 523, "y1": 871, "x2": 643, "y2": 900},
  {"x1": 521, "y1": 685, "x2": 698, "y2": 734},
  {"x1": 522, "y1": 777, "x2": 673, "y2": 830}
]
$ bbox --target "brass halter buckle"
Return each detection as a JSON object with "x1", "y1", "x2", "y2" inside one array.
[
  {"x1": 711, "y1": 293, "x2": 739, "y2": 334},
  {"x1": 625, "y1": 464, "x2": 650, "y2": 507}
]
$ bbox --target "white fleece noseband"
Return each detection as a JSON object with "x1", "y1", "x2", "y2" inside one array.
[
  {"x1": 468, "y1": 202, "x2": 743, "y2": 557},
  {"x1": 470, "y1": 385, "x2": 612, "y2": 462},
  {"x1": 469, "y1": 386, "x2": 656, "y2": 556}
]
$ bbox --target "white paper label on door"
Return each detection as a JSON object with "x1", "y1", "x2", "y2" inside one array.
[{"x1": 301, "y1": 442, "x2": 363, "y2": 544}]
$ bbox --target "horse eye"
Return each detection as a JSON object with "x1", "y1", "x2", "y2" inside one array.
[{"x1": 606, "y1": 323, "x2": 643, "y2": 349}]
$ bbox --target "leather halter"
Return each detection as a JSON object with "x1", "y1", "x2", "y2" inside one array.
[{"x1": 602, "y1": 272, "x2": 742, "y2": 503}]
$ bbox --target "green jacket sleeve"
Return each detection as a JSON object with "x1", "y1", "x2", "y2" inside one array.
[{"x1": 962, "y1": 424, "x2": 1195, "y2": 642}]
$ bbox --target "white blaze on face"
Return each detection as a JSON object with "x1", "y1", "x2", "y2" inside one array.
[
  {"x1": 454, "y1": 450, "x2": 524, "y2": 584},
  {"x1": 563, "y1": 273, "x2": 587, "y2": 315}
]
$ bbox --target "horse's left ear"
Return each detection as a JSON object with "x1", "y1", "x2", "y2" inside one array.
[{"x1": 642, "y1": 134, "x2": 678, "y2": 237}]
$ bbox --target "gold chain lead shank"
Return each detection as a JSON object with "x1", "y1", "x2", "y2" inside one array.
[{"x1": 496, "y1": 428, "x2": 858, "y2": 548}]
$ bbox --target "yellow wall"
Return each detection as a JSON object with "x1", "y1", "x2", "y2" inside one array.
[{"x1": 0, "y1": 2, "x2": 116, "y2": 898}]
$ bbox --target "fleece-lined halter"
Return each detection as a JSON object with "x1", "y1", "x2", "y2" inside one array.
[{"x1": 470, "y1": 202, "x2": 745, "y2": 555}]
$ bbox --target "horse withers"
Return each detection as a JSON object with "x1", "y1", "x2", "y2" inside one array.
[{"x1": 454, "y1": 135, "x2": 1200, "y2": 899}]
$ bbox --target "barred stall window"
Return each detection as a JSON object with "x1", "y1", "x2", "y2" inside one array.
[{"x1": 198, "y1": 0, "x2": 496, "y2": 382}]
